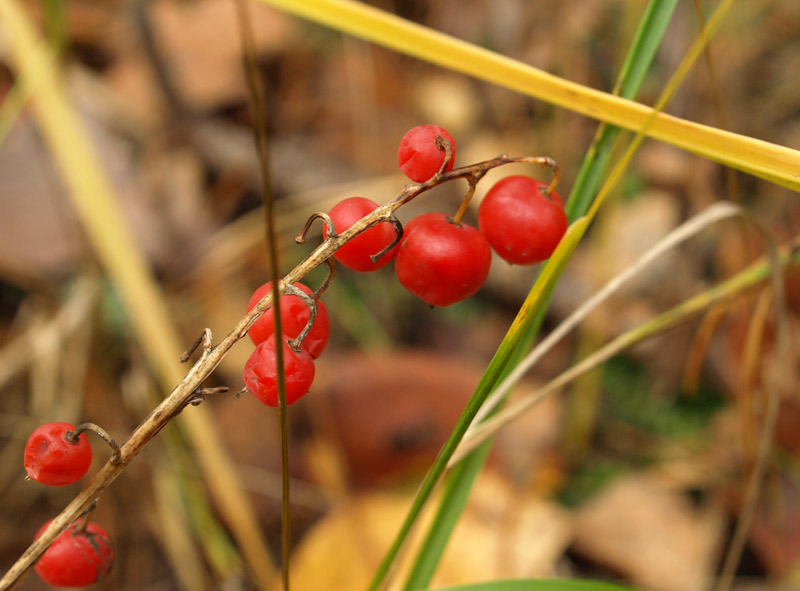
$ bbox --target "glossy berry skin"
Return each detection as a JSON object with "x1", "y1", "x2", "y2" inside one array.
[
  {"x1": 247, "y1": 282, "x2": 330, "y2": 359},
  {"x1": 243, "y1": 336, "x2": 316, "y2": 406},
  {"x1": 478, "y1": 175, "x2": 568, "y2": 265},
  {"x1": 24, "y1": 422, "x2": 92, "y2": 486},
  {"x1": 395, "y1": 212, "x2": 491, "y2": 307},
  {"x1": 34, "y1": 519, "x2": 114, "y2": 587},
  {"x1": 325, "y1": 197, "x2": 398, "y2": 272},
  {"x1": 397, "y1": 125, "x2": 456, "y2": 183}
]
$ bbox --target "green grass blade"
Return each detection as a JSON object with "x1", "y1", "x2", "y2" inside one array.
[
  {"x1": 396, "y1": 219, "x2": 584, "y2": 591},
  {"x1": 430, "y1": 579, "x2": 636, "y2": 591},
  {"x1": 566, "y1": 0, "x2": 680, "y2": 220},
  {"x1": 461, "y1": 237, "x2": 800, "y2": 456},
  {"x1": 414, "y1": 240, "x2": 800, "y2": 591},
  {"x1": 614, "y1": 0, "x2": 679, "y2": 98},
  {"x1": 366, "y1": 218, "x2": 588, "y2": 591},
  {"x1": 42, "y1": 0, "x2": 67, "y2": 54},
  {"x1": 402, "y1": 285, "x2": 555, "y2": 590},
  {"x1": 402, "y1": 441, "x2": 492, "y2": 590},
  {"x1": 402, "y1": 2, "x2": 678, "y2": 586}
]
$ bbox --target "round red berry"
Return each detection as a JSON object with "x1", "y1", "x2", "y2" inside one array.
[
  {"x1": 34, "y1": 519, "x2": 114, "y2": 587},
  {"x1": 478, "y1": 175, "x2": 568, "y2": 265},
  {"x1": 394, "y1": 212, "x2": 491, "y2": 307},
  {"x1": 397, "y1": 124, "x2": 456, "y2": 183},
  {"x1": 243, "y1": 336, "x2": 316, "y2": 406},
  {"x1": 247, "y1": 282, "x2": 330, "y2": 358},
  {"x1": 325, "y1": 197, "x2": 399, "y2": 272},
  {"x1": 24, "y1": 422, "x2": 92, "y2": 486}
]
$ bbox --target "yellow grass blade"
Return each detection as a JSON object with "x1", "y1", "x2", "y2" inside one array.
[
  {"x1": 0, "y1": 39, "x2": 55, "y2": 148},
  {"x1": 259, "y1": 0, "x2": 800, "y2": 192},
  {"x1": 0, "y1": 0, "x2": 277, "y2": 586}
]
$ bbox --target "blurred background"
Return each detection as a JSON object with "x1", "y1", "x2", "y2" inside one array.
[{"x1": 1, "y1": 0, "x2": 800, "y2": 589}]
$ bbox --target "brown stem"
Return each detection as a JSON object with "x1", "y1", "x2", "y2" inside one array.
[{"x1": 0, "y1": 150, "x2": 557, "y2": 591}]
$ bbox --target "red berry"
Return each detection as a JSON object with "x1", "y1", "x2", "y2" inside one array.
[
  {"x1": 394, "y1": 212, "x2": 491, "y2": 306},
  {"x1": 397, "y1": 124, "x2": 456, "y2": 183},
  {"x1": 24, "y1": 422, "x2": 92, "y2": 486},
  {"x1": 243, "y1": 336, "x2": 316, "y2": 406},
  {"x1": 247, "y1": 282, "x2": 330, "y2": 358},
  {"x1": 478, "y1": 175, "x2": 568, "y2": 265},
  {"x1": 325, "y1": 197, "x2": 399, "y2": 272},
  {"x1": 34, "y1": 519, "x2": 114, "y2": 587}
]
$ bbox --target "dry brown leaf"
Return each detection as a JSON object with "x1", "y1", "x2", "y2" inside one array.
[
  {"x1": 310, "y1": 349, "x2": 480, "y2": 488},
  {"x1": 0, "y1": 117, "x2": 86, "y2": 279},
  {"x1": 285, "y1": 492, "x2": 411, "y2": 591},
  {"x1": 749, "y1": 475, "x2": 800, "y2": 578},
  {"x1": 149, "y1": 0, "x2": 291, "y2": 110},
  {"x1": 0, "y1": 110, "x2": 171, "y2": 279},
  {"x1": 572, "y1": 472, "x2": 725, "y2": 591}
]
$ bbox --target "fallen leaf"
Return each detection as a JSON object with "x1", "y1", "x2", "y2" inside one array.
[
  {"x1": 572, "y1": 472, "x2": 724, "y2": 591},
  {"x1": 287, "y1": 469, "x2": 573, "y2": 590},
  {"x1": 149, "y1": 0, "x2": 291, "y2": 110}
]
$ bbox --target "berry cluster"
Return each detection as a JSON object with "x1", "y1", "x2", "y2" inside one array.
[
  {"x1": 332, "y1": 125, "x2": 567, "y2": 307},
  {"x1": 243, "y1": 282, "x2": 328, "y2": 406},
  {"x1": 398, "y1": 125, "x2": 569, "y2": 305},
  {"x1": 242, "y1": 124, "x2": 567, "y2": 408},
  {"x1": 22, "y1": 422, "x2": 115, "y2": 586}
]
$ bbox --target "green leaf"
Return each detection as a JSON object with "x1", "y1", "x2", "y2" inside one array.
[{"x1": 566, "y1": 0, "x2": 681, "y2": 220}]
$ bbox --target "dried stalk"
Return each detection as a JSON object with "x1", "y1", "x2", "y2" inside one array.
[{"x1": 0, "y1": 152, "x2": 558, "y2": 590}]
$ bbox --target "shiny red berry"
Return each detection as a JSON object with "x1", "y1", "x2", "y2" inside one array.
[
  {"x1": 34, "y1": 519, "x2": 114, "y2": 587},
  {"x1": 394, "y1": 212, "x2": 491, "y2": 306},
  {"x1": 243, "y1": 336, "x2": 316, "y2": 406},
  {"x1": 325, "y1": 197, "x2": 398, "y2": 272},
  {"x1": 247, "y1": 282, "x2": 329, "y2": 358},
  {"x1": 397, "y1": 124, "x2": 456, "y2": 182},
  {"x1": 478, "y1": 175, "x2": 568, "y2": 265},
  {"x1": 24, "y1": 422, "x2": 92, "y2": 486}
]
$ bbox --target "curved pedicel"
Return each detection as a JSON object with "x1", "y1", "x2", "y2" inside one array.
[
  {"x1": 281, "y1": 283, "x2": 317, "y2": 352},
  {"x1": 295, "y1": 211, "x2": 336, "y2": 244},
  {"x1": 66, "y1": 423, "x2": 121, "y2": 466},
  {"x1": 450, "y1": 174, "x2": 480, "y2": 226},
  {"x1": 312, "y1": 258, "x2": 337, "y2": 299},
  {"x1": 370, "y1": 215, "x2": 404, "y2": 263},
  {"x1": 433, "y1": 136, "x2": 454, "y2": 179},
  {"x1": 538, "y1": 156, "x2": 561, "y2": 196}
]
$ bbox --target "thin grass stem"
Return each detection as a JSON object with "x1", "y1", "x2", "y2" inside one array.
[{"x1": 233, "y1": 0, "x2": 291, "y2": 588}]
